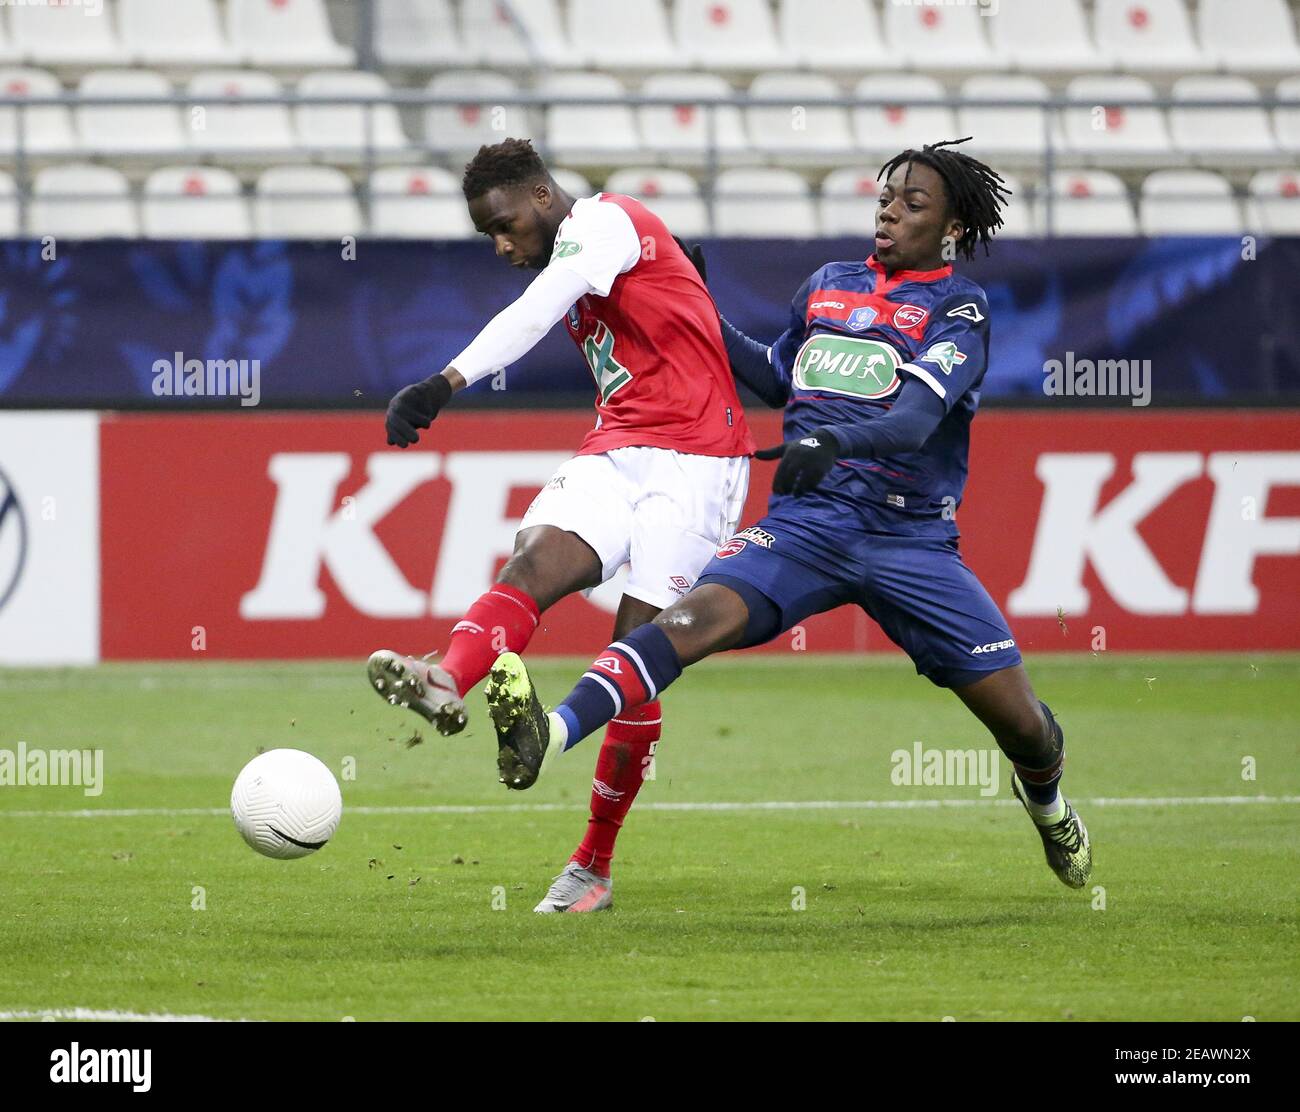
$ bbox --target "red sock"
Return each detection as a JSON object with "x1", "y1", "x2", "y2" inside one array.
[
  {"x1": 440, "y1": 584, "x2": 540, "y2": 696},
  {"x1": 570, "y1": 700, "x2": 662, "y2": 879}
]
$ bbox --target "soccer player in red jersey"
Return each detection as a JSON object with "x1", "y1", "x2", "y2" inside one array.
[{"x1": 368, "y1": 139, "x2": 753, "y2": 913}]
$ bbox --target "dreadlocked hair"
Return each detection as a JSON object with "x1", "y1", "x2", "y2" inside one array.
[
  {"x1": 462, "y1": 137, "x2": 552, "y2": 201},
  {"x1": 876, "y1": 137, "x2": 1010, "y2": 260}
]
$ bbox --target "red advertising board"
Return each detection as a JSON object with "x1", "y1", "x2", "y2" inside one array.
[{"x1": 99, "y1": 410, "x2": 1300, "y2": 659}]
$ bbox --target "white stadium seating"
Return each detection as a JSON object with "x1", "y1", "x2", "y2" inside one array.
[
  {"x1": 227, "y1": 0, "x2": 354, "y2": 68},
  {"x1": 539, "y1": 71, "x2": 640, "y2": 164},
  {"x1": 369, "y1": 165, "x2": 475, "y2": 238},
  {"x1": 255, "y1": 165, "x2": 361, "y2": 238},
  {"x1": 712, "y1": 167, "x2": 816, "y2": 237},
  {"x1": 1246, "y1": 169, "x2": 1300, "y2": 233},
  {"x1": 882, "y1": 0, "x2": 1000, "y2": 71},
  {"x1": 424, "y1": 70, "x2": 533, "y2": 156},
  {"x1": 0, "y1": 68, "x2": 75, "y2": 154},
  {"x1": 1062, "y1": 75, "x2": 1175, "y2": 165},
  {"x1": 1196, "y1": 0, "x2": 1300, "y2": 73},
  {"x1": 818, "y1": 167, "x2": 883, "y2": 238},
  {"x1": 987, "y1": 0, "x2": 1102, "y2": 74},
  {"x1": 605, "y1": 167, "x2": 709, "y2": 238},
  {"x1": 776, "y1": 0, "x2": 883, "y2": 73},
  {"x1": 1170, "y1": 77, "x2": 1278, "y2": 163},
  {"x1": 853, "y1": 75, "x2": 956, "y2": 159},
  {"x1": 76, "y1": 70, "x2": 185, "y2": 155},
  {"x1": 672, "y1": 0, "x2": 784, "y2": 71},
  {"x1": 120, "y1": 0, "x2": 238, "y2": 68},
  {"x1": 745, "y1": 72, "x2": 853, "y2": 161},
  {"x1": 637, "y1": 72, "x2": 752, "y2": 164},
  {"x1": 995, "y1": 172, "x2": 1036, "y2": 237},
  {"x1": 1274, "y1": 77, "x2": 1300, "y2": 153},
  {"x1": 958, "y1": 75, "x2": 1061, "y2": 160},
  {"x1": 566, "y1": 0, "x2": 683, "y2": 70},
  {"x1": 8, "y1": 0, "x2": 123, "y2": 66},
  {"x1": 29, "y1": 164, "x2": 139, "y2": 238},
  {"x1": 186, "y1": 70, "x2": 295, "y2": 159},
  {"x1": 375, "y1": 0, "x2": 464, "y2": 68},
  {"x1": 459, "y1": 0, "x2": 568, "y2": 68},
  {"x1": 1092, "y1": 0, "x2": 1210, "y2": 73},
  {"x1": 1045, "y1": 170, "x2": 1139, "y2": 236},
  {"x1": 295, "y1": 70, "x2": 411, "y2": 161},
  {"x1": 1139, "y1": 169, "x2": 1243, "y2": 235},
  {"x1": 142, "y1": 165, "x2": 252, "y2": 239},
  {"x1": 550, "y1": 167, "x2": 593, "y2": 199}
]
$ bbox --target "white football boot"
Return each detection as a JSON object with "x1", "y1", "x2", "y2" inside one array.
[
  {"x1": 534, "y1": 863, "x2": 613, "y2": 914},
  {"x1": 366, "y1": 650, "x2": 467, "y2": 736}
]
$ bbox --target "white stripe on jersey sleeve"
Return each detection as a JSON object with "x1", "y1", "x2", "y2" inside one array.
[{"x1": 899, "y1": 361, "x2": 947, "y2": 400}]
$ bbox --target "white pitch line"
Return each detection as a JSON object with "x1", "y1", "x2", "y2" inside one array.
[
  {"x1": 0, "y1": 1007, "x2": 250, "y2": 1023},
  {"x1": 0, "y1": 795, "x2": 1297, "y2": 820}
]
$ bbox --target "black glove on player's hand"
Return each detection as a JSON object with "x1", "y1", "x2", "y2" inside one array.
[
  {"x1": 673, "y1": 235, "x2": 707, "y2": 283},
  {"x1": 754, "y1": 430, "x2": 841, "y2": 496},
  {"x1": 385, "y1": 374, "x2": 454, "y2": 447}
]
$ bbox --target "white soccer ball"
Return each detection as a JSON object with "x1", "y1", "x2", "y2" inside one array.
[{"x1": 230, "y1": 749, "x2": 343, "y2": 859}]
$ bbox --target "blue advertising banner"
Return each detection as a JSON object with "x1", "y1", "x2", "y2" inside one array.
[{"x1": 0, "y1": 236, "x2": 1295, "y2": 407}]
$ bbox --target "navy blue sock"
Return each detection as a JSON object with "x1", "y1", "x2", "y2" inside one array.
[
  {"x1": 1015, "y1": 701, "x2": 1066, "y2": 805},
  {"x1": 556, "y1": 623, "x2": 684, "y2": 750}
]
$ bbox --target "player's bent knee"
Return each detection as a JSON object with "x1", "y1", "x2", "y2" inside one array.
[{"x1": 652, "y1": 586, "x2": 748, "y2": 666}]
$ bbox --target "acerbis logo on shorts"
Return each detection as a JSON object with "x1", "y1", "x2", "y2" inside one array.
[{"x1": 970, "y1": 639, "x2": 1016, "y2": 654}]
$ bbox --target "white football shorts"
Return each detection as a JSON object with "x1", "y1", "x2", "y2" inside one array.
[{"x1": 519, "y1": 445, "x2": 750, "y2": 611}]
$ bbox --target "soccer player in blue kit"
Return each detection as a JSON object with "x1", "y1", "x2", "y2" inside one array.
[{"x1": 486, "y1": 139, "x2": 1091, "y2": 908}]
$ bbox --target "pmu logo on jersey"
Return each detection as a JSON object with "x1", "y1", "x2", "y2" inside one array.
[
  {"x1": 845, "y1": 306, "x2": 878, "y2": 332},
  {"x1": 793, "y1": 334, "x2": 902, "y2": 400},
  {"x1": 892, "y1": 304, "x2": 929, "y2": 330},
  {"x1": 0, "y1": 465, "x2": 28, "y2": 614},
  {"x1": 920, "y1": 341, "x2": 967, "y2": 376}
]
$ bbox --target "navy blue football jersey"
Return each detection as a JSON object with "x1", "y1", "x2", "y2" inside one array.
[{"x1": 767, "y1": 256, "x2": 991, "y2": 538}]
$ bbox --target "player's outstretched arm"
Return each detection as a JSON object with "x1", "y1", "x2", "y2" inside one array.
[{"x1": 718, "y1": 316, "x2": 791, "y2": 408}]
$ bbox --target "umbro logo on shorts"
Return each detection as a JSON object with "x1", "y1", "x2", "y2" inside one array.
[{"x1": 668, "y1": 575, "x2": 692, "y2": 595}]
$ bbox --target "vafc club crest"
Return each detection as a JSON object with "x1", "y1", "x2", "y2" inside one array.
[
  {"x1": 892, "y1": 304, "x2": 929, "y2": 329},
  {"x1": 845, "y1": 306, "x2": 878, "y2": 332},
  {"x1": 715, "y1": 537, "x2": 747, "y2": 559}
]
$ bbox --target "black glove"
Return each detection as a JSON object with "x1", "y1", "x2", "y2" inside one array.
[
  {"x1": 385, "y1": 373, "x2": 453, "y2": 447},
  {"x1": 673, "y1": 235, "x2": 707, "y2": 283},
  {"x1": 754, "y1": 430, "x2": 840, "y2": 496}
]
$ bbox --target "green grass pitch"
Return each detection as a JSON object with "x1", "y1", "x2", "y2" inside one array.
[{"x1": 0, "y1": 654, "x2": 1296, "y2": 1021}]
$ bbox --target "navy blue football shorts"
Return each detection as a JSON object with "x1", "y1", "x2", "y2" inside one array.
[{"x1": 695, "y1": 507, "x2": 1022, "y2": 689}]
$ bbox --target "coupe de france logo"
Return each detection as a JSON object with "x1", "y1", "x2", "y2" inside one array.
[
  {"x1": 845, "y1": 306, "x2": 878, "y2": 332},
  {"x1": 0, "y1": 465, "x2": 28, "y2": 614}
]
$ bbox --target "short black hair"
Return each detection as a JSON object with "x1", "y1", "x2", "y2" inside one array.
[
  {"x1": 462, "y1": 137, "x2": 552, "y2": 201},
  {"x1": 876, "y1": 137, "x2": 1010, "y2": 260}
]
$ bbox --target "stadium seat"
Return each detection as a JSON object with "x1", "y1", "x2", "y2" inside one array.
[
  {"x1": 1170, "y1": 77, "x2": 1278, "y2": 163},
  {"x1": 1062, "y1": 75, "x2": 1176, "y2": 165},
  {"x1": 424, "y1": 71, "x2": 533, "y2": 156},
  {"x1": 8, "y1": 0, "x2": 125, "y2": 66},
  {"x1": 375, "y1": 0, "x2": 464, "y2": 68},
  {"x1": 672, "y1": 0, "x2": 784, "y2": 70},
  {"x1": 881, "y1": 0, "x2": 1000, "y2": 71},
  {"x1": 0, "y1": 68, "x2": 75, "y2": 155},
  {"x1": 369, "y1": 166, "x2": 475, "y2": 238},
  {"x1": 76, "y1": 70, "x2": 185, "y2": 155},
  {"x1": 227, "y1": 0, "x2": 354, "y2": 67},
  {"x1": 605, "y1": 167, "x2": 709, "y2": 239},
  {"x1": 745, "y1": 73, "x2": 854, "y2": 162},
  {"x1": 29, "y1": 164, "x2": 139, "y2": 238},
  {"x1": 0, "y1": 171, "x2": 15, "y2": 236},
  {"x1": 551, "y1": 168, "x2": 593, "y2": 198},
  {"x1": 120, "y1": 0, "x2": 238, "y2": 67},
  {"x1": 1245, "y1": 169, "x2": 1300, "y2": 234},
  {"x1": 255, "y1": 165, "x2": 361, "y2": 238},
  {"x1": 1196, "y1": 0, "x2": 1300, "y2": 73},
  {"x1": 996, "y1": 173, "x2": 1037, "y2": 237},
  {"x1": 186, "y1": 70, "x2": 296, "y2": 159},
  {"x1": 637, "y1": 72, "x2": 752, "y2": 165},
  {"x1": 1139, "y1": 170, "x2": 1242, "y2": 235},
  {"x1": 459, "y1": 0, "x2": 568, "y2": 68},
  {"x1": 818, "y1": 167, "x2": 882, "y2": 238},
  {"x1": 566, "y1": 0, "x2": 683, "y2": 70},
  {"x1": 1092, "y1": 0, "x2": 1211, "y2": 72},
  {"x1": 295, "y1": 71, "x2": 411, "y2": 161},
  {"x1": 986, "y1": 0, "x2": 1102, "y2": 73},
  {"x1": 1043, "y1": 170, "x2": 1138, "y2": 235},
  {"x1": 0, "y1": 16, "x2": 17, "y2": 65},
  {"x1": 959, "y1": 75, "x2": 1061, "y2": 160},
  {"x1": 712, "y1": 167, "x2": 817, "y2": 237},
  {"x1": 1274, "y1": 78, "x2": 1300, "y2": 153},
  {"x1": 776, "y1": 0, "x2": 886, "y2": 72},
  {"x1": 852, "y1": 75, "x2": 956, "y2": 159},
  {"x1": 142, "y1": 166, "x2": 252, "y2": 239},
  {"x1": 539, "y1": 72, "x2": 641, "y2": 165}
]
